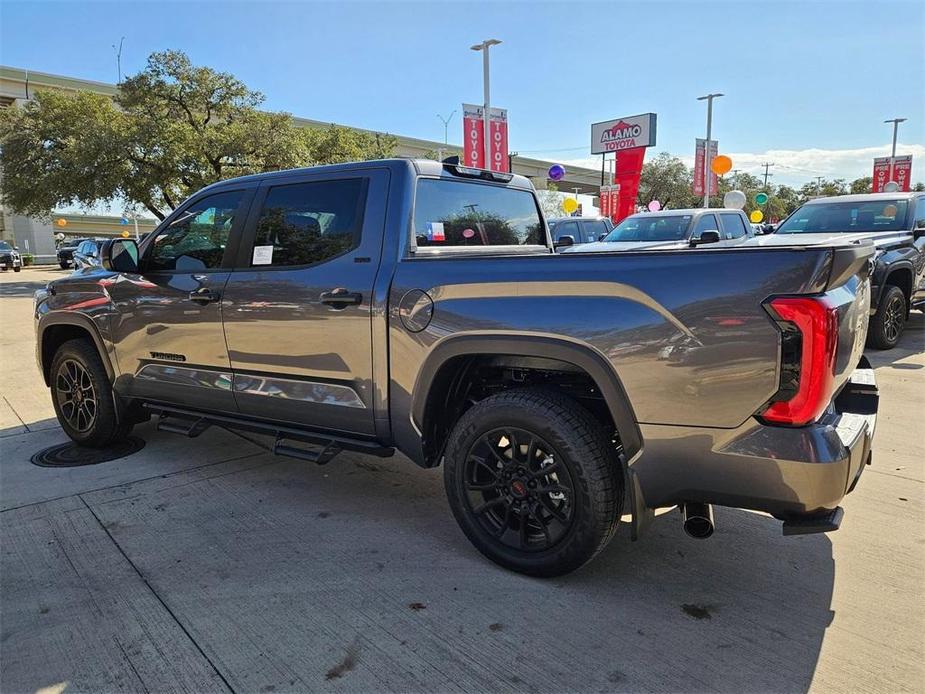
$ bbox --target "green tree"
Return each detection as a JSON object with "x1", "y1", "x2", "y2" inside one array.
[
  {"x1": 850, "y1": 176, "x2": 872, "y2": 194},
  {"x1": 0, "y1": 50, "x2": 396, "y2": 220},
  {"x1": 637, "y1": 152, "x2": 696, "y2": 209},
  {"x1": 537, "y1": 183, "x2": 567, "y2": 219}
]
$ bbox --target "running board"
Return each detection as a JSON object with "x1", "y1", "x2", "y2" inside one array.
[{"x1": 144, "y1": 403, "x2": 394, "y2": 465}]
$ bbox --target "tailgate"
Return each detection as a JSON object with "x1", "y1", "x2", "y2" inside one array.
[{"x1": 824, "y1": 244, "x2": 874, "y2": 396}]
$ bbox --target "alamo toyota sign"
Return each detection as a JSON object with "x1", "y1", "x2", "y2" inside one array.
[{"x1": 591, "y1": 113, "x2": 657, "y2": 154}]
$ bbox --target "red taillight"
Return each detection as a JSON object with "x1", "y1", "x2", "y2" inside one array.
[{"x1": 762, "y1": 296, "x2": 839, "y2": 426}]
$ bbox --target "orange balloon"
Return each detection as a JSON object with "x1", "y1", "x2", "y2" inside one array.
[
  {"x1": 56, "y1": 218, "x2": 67, "y2": 227},
  {"x1": 711, "y1": 155, "x2": 733, "y2": 175}
]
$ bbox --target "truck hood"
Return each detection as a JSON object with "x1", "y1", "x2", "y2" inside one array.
[
  {"x1": 747, "y1": 231, "x2": 912, "y2": 249},
  {"x1": 562, "y1": 239, "x2": 689, "y2": 253}
]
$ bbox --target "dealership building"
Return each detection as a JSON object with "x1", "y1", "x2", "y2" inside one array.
[{"x1": 0, "y1": 65, "x2": 601, "y2": 264}]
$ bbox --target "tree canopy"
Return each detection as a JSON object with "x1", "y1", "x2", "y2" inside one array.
[{"x1": 0, "y1": 50, "x2": 396, "y2": 220}]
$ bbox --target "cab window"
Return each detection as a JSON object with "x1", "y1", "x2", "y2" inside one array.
[
  {"x1": 146, "y1": 191, "x2": 245, "y2": 272},
  {"x1": 250, "y1": 178, "x2": 367, "y2": 267},
  {"x1": 693, "y1": 214, "x2": 719, "y2": 236}
]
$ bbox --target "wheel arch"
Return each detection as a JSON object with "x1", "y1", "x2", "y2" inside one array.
[
  {"x1": 38, "y1": 314, "x2": 115, "y2": 387},
  {"x1": 411, "y1": 334, "x2": 643, "y2": 466},
  {"x1": 883, "y1": 264, "x2": 914, "y2": 304}
]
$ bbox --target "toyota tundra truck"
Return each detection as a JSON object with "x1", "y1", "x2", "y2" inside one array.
[{"x1": 34, "y1": 159, "x2": 878, "y2": 576}]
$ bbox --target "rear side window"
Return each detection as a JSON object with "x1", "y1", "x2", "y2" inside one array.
[
  {"x1": 250, "y1": 179, "x2": 367, "y2": 267},
  {"x1": 584, "y1": 220, "x2": 609, "y2": 242},
  {"x1": 915, "y1": 197, "x2": 925, "y2": 229},
  {"x1": 413, "y1": 178, "x2": 544, "y2": 247},
  {"x1": 719, "y1": 213, "x2": 748, "y2": 239}
]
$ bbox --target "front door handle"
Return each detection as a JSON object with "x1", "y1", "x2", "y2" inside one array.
[
  {"x1": 320, "y1": 288, "x2": 363, "y2": 309},
  {"x1": 188, "y1": 287, "x2": 221, "y2": 304}
]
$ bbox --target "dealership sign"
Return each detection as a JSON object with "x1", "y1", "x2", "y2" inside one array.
[
  {"x1": 463, "y1": 103, "x2": 510, "y2": 172},
  {"x1": 872, "y1": 155, "x2": 913, "y2": 193},
  {"x1": 591, "y1": 113, "x2": 657, "y2": 154}
]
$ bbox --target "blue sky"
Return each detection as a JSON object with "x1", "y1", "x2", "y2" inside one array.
[{"x1": 2, "y1": 0, "x2": 923, "y2": 185}]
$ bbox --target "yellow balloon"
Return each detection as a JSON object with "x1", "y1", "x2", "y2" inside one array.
[
  {"x1": 121, "y1": 230, "x2": 131, "y2": 238},
  {"x1": 563, "y1": 198, "x2": 579, "y2": 214},
  {"x1": 56, "y1": 218, "x2": 67, "y2": 227},
  {"x1": 711, "y1": 155, "x2": 733, "y2": 175},
  {"x1": 750, "y1": 210, "x2": 764, "y2": 223}
]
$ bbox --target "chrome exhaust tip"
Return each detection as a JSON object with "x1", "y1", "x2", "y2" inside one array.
[{"x1": 681, "y1": 502, "x2": 715, "y2": 539}]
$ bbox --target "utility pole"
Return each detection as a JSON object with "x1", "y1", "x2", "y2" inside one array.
[
  {"x1": 436, "y1": 111, "x2": 456, "y2": 145},
  {"x1": 884, "y1": 117, "x2": 907, "y2": 182},
  {"x1": 731, "y1": 168, "x2": 741, "y2": 188},
  {"x1": 471, "y1": 39, "x2": 502, "y2": 171},
  {"x1": 697, "y1": 93, "x2": 723, "y2": 208},
  {"x1": 761, "y1": 162, "x2": 775, "y2": 188},
  {"x1": 814, "y1": 176, "x2": 825, "y2": 197},
  {"x1": 112, "y1": 36, "x2": 125, "y2": 83}
]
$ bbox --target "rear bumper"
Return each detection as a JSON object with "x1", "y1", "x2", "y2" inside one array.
[{"x1": 631, "y1": 357, "x2": 878, "y2": 520}]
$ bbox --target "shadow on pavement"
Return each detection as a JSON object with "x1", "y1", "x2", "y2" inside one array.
[
  {"x1": 5, "y1": 433, "x2": 833, "y2": 693},
  {"x1": 864, "y1": 310, "x2": 925, "y2": 369}
]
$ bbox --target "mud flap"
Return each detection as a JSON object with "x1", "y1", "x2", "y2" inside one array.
[{"x1": 624, "y1": 459, "x2": 654, "y2": 541}]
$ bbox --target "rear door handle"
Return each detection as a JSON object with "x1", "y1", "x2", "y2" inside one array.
[
  {"x1": 320, "y1": 288, "x2": 362, "y2": 309},
  {"x1": 188, "y1": 287, "x2": 221, "y2": 304}
]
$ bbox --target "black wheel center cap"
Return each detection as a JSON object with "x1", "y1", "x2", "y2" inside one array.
[{"x1": 510, "y1": 479, "x2": 527, "y2": 497}]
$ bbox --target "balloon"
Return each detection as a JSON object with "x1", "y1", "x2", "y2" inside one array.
[
  {"x1": 711, "y1": 155, "x2": 732, "y2": 175},
  {"x1": 563, "y1": 197, "x2": 579, "y2": 214},
  {"x1": 56, "y1": 218, "x2": 67, "y2": 227},
  {"x1": 755, "y1": 192, "x2": 769, "y2": 205},
  {"x1": 883, "y1": 204, "x2": 898, "y2": 218},
  {"x1": 723, "y1": 190, "x2": 746, "y2": 210},
  {"x1": 883, "y1": 181, "x2": 900, "y2": 193},
  {"x1": 462, "y1": 228, "x2": 476, "y2": 239},
  {"x1": 121, "y1": 230, "x2": 130, "y2": 238},
  {"x1": 647, "y1": 200, "x2": 661, "y2": 212},
  {"x1": 548, "y1": 164, "x2": 566, "y2": 181},
  {"x1": 750, "y1": 210, "x2": 764, "y2": 223}
]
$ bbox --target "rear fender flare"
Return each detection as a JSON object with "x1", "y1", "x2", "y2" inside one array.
[{"x1": 411, "y1": 334, "x2": 643, "y2": 460}]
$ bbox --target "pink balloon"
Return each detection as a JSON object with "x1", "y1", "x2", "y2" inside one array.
[{"x1": 647, "y1": 200, "x2": 661, "y2": 212}]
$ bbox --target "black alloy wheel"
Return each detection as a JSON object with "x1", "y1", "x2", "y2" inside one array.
[
  {"x1": 463, "y1": 427, "x2": 575, "y2": 552},
  {"x1": 54, "y1": 359, "x2": 98, "y2": 433}
]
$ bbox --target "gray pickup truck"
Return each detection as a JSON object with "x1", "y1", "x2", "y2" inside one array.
[{"x1": 34, "y1": 159, "x2": 878, "y2": 576}]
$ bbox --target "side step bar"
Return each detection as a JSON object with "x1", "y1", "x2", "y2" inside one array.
[{"x1": 145, "y1": 403, "x2": 394, "y2": 465}]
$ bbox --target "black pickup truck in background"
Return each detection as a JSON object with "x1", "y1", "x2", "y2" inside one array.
[
  {"x1": 34, "y1": 159, "x2": 878, "y2": 576},
  {"x1": 763, "y1": 192, "x2": 925, "y2": 349}
]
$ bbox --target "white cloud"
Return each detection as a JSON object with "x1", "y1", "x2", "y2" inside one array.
[{"x1": 557, "y1": 143, "x2": 925, "y2": 187}]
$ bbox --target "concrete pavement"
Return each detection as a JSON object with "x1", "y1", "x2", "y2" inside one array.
[{"x1": 1, "y1": 267, "x2": 923, "y2": 693}]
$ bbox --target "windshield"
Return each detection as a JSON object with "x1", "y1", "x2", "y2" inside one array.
[
  {"x1": 0, "y1": 241, "x2": 12, "y2": 251},
  {"x1": 777, "y1": 199, "x2": 909, "y2": 233},
  {"x1": 602, "y1": 215, "x2": 692, "y2": 242}
]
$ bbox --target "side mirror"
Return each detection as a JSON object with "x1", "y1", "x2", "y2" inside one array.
[
  {"x1": 691, "y1": 230, "x2": 721, "y2": 246},
  {"x1": 102, "y1": 238, "x2": 139, "y2": 273},
  {"x1": 554, "y1": 235, "x2": 575, "y2": 248},
  {"x1": 598, "y1": 233, "x2": 608, "y2": 241},
  {"x1": 914, "y1": 228, "x2": 925, "y2": 240}
]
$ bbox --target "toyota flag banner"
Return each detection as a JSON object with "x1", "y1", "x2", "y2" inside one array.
[
  {"x1": 463, "y1": 104, "x2": 510, "y2": 172},
  {"x1": 693, "y1": 139, "x2": 719, "y2": 197},
  {"x1": 873, "y1": 155, "x2": 913, "y2": 192}
]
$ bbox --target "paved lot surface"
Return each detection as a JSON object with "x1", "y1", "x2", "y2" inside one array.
[{"x1": 1, "y1": 267, "x2": 923, "y2": 694}]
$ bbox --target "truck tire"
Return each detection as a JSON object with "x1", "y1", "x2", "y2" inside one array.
[
  {"x1": 443, "y1": 388, "x2": 623, "y2": 577},
  {"x1": 59, "y1": 261, "x2": 69, "y2": 269},
  {"x1": 867, "y1": 285, "x2": 906, "y2": 350},
  {"x1": 50, "y1": 338, "x2": 132, "y2": 447},
  {"x1": 13, "y1": 266, "x2": 21, "y2": 272}
]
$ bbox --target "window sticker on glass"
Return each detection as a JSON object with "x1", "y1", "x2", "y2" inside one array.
[
  {"x1": 252, "y1": 245, "x2": 274, "y2": 265},
  {"x1": 427, "y1": 222, "x2": 446, "y2": 242}
]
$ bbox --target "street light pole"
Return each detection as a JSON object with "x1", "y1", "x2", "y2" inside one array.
[
  {"x1": 884, "y1": 117, "x2": 907, "y2": 183},
  {"x1": 697, "y1": 93, "x2": 723, "y2": 208},
  {"x1": 471, "y1": 39, "x2": 502, "y2": 171},
  {"x1": 436, "y1": 111, "x2": 456, "y2": 145}
]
